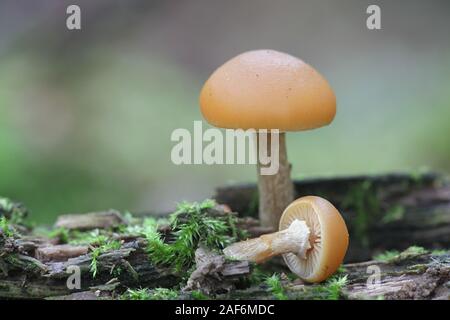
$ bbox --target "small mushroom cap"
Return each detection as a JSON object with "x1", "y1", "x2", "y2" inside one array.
[
  {"x1": 279, "y1": 196, "x2": 349, "y2": 283},
  {"x1": 200, "y1": 50, "x2": 336, "y2": 131}
]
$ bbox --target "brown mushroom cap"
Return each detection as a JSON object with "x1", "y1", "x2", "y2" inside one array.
[
  {"x1": 279, "y1": 196, "x2": 349, "y2": 283},
  {"x1": 200, "y1": 50, "x2": 336, "y2": 131}
]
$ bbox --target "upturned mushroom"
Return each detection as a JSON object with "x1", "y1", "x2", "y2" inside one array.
[
  {"x1": 200, "y1": 50, "x2": 336, "y2": 229},
  {"x1": 223, "y1": 196, "x2": 349, "y2": 283}
]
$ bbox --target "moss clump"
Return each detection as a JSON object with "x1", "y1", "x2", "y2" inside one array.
[
  {"x1": 322, "y1": 275, "x2": 348, "y2": 300},
  {"x1": 309, "y1": 275, "x2": 348, "y2": 300},
  {"x1": 143, "y1": 199, "x2": 239, "y2": 274},
  {"x1": 374, "y1": 246, "x2": 428, "y2": 263},
  {"x1": 31, "y1": 199, "x2": 239, "y2": 280},
  {"x1": 373, "y1": 250, "x2": 400, "y2": 262},
  {"x1": 401, "y1": 246, "x2": 428, "y2": 256},
  {"x1": 0, "y1": 199, "x2": 29, "y2": 239},
  {"x1": 406, "y1": 264, "x2": 428, "y2": 273},
  {"x1": 0, "y1": 197, "x2": 28, "y2": 225},
  {"x1": 2, "y1": 253, "x2": 47, "y2": 274},
  {"x1": 381, "y1": 205, "x2": 405, "y2": 223},
  {"x1": 0, "y1": 216, "x2": 14, "y2": 238},
  {"x1": 68, "y1": 229, "x2": 111, "y2": 246},
  {"x1": 46, "y1": 227, "x2": 70, "y2": 243},
  {"x1": 247, "y1": 265, "x2": 272, "y2": 285},
  {"x1": 121, "y1": 287, "x2": 179, "y2": 300},
  {"x1": 89, "y1": 240, "x2": 122, "y2": 278},
  {"x1": 265, "y1": 273, "x2": 287, "y2": 300},
  {"x1": 191, "y1": 290, "x2": 209, "y2": 300},
  {"x1": 431, "y1": 249, "x2": 447, "y2": 256},
  {"x1": 121, "y1": 288, "x2": 151, "y2": 300},
  {"x1": 150, "y1": 288, "x2": 179, "y2": 300},
  {"x1": 342, "y1": 181, "x2": 380, "y2": 247},
  {"x1": 335, "y1": 264, "x2": 347, "y2": 275}
]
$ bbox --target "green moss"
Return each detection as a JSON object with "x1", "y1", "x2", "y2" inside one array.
[
  {"x1": 111, "y1": 265, "x2": 124, "y2": 277},
  {"x1": 431, "y1": 249, "x2": 447, "y2": 255},
  {"x1": 0, "y1": 216, "x2": 14, "y2": 238},
  {"x1": 35, "y1": 225, "x2": 125, "y2": 279},
  {"x1": 47, "y1": 227, "x2": 70, "y2": 243},
  {"x1": 0, "y1": 197, "x2": 28, "y2": 225},
  {"x1": 68, "y1": 229, "x2": 110, "y2": 246},
  {"x1": 373, "y1": 250, "x2": 400, "y2": 262},
  {"x1": 122, "y1": 288, "x2": 151, "y2": 300},
  {"x1": 336, "y1": 264, "x2": 347, "y2": 275},
  {"x1": 342, "y1": 181, "x2": 380, "y2": 247},
  {"x1": 121, "y1": 216, "x2": 169, "y2": 237},
  {"x1": 191, "y1": 290, "x2": 209, "y2": 300},
  {"x1": 248, "y1": 265, "x2": 272, "y2": 285},
  {"x1": 3, "y1": 253, "x2": 46, "y2": 273},
  {"x1": 374, "y1": 246, "x2": 428, "y2": 263},
  {"x1": 0, "y1": 201, "x2": 26, "y2": 238},
  {"x1": 122, "y1": 287, "x2": 179, "y2": 300},
  {"x1": 144, "y1": 199, "x2": 238, "y2": 275},
  {"x1": 265, "y1": 273, "x2": 287, "y2": 300},
  {"x1": 406, "y1": 264, "x2": 428, "y2": 273},
  {"x1": 310, "y1": 275, "x2": 348, "y2": 300},
  {"x1": 89, "y1": 240, "x2": 122, "y2": 278},
  {"x1": 150, "y1": 288, "x2": 179, "y2": 300},
  {"x1": 403, "y1": 246, "x2": 427, "y2": 255},
  {"x1": 409, "y1": 168, "x2": 430, "y2": 186},
  {"x1": 342, "y1": 180, "x2": 410, "y2": 246},
  {"x1": 246, "y1": 190, "x2": 259, "y2": 218},
  {"x1": 382, "y1": 205, "x2": 405, "y2": 223},
  {"x1": 323, "y1": 275, "x2": 348, "y2": 300}
]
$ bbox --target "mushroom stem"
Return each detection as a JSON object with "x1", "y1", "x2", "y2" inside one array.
[
  {"x1": 223, "y1": 219, "x2": 311, "y2": 263},
  {"x1": 257, "y1": 132, "x2": 295, "y2": 229}
]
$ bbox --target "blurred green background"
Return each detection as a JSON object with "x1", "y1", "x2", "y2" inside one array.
[{"x1": 0, "y1": 0, "x2": 449, "y2": 223}]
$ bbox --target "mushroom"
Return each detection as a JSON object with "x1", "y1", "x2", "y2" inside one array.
[
  {"x1": 200, "y1": 50, "x2": 336, "y2": 229},
  {"x1": 223, "y1": 196, "x2": 349, "y2": 283}
]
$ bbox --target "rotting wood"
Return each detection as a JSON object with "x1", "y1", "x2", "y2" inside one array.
[
  {"x1": 183, "y1": 246, "x2": 250, "y2": 295},
  {"x1": 35, "y1": 244, "x2": 89, "y2": 262},
  {"x1": 35, "y1": 251, "x2": 450, "y2": 300},
  {"x1": 214, "y1": 173, "x2": 450, "y2": 262},
  {"x1": 0, "y1": 238, "x2": 251, "y2": 299},
  {"x1": 1, "y1": 173, "x2": 449, "y2": 300},
  {"x1": 54, "y1": 210, "x2": 126, "y2": 230}
]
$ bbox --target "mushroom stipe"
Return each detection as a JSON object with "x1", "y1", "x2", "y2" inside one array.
[{"x1": 223, "y1": 196, "x2": 349, "y2": 283}]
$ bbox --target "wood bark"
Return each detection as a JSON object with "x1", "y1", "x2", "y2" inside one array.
[
  {"x1": 25, "y1": 250, "x2": 450, "y2": 300},
  {"x1": 0, "y1": 237, "x2": 250, "y2": 299},
  {"x1": 54, "y1": 210, "x2": 125, "y2": 230},
  {"x1": 219, "y1": 252, "x2": 449, "y2": 300},
  {"x1": 1, "y1": 172, "x2": 449, "y2": 300},
  {"x1": 215, "y1": 172, "x2": 450, "y2": 262},
  {"x1": 1, "y1": 226, "x2": 448, "y2": 300}
]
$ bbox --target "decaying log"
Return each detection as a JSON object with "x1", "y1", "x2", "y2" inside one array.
[
  {"x1": 54, "y1": 210, "x2": 125, "y2": 230},
  {"x1": 1, "y1": 172, "x2": 449, "y2": 300},
  {"x1": 183, "y1": 247, "x2": 250, "y2": 294},
  {"x1": 214, "y1": 173, "x2": 450, "y2": 262},
  {"x1": 0, "y1": 232, "x2": 173, "y2": 299},
  {"x1": 35, "y1": 245, "x2": 89, "y2": 262},
  {"x1": 0, "y1": 237, "x2": 250, "y2": 299},
  {"x1": 214, "y1": 251, "x2": 449, "y2": 300},
  {"x1": 37, "y1": 249, "x2": 450, "y2": 300},
  {"x1": 343, "y1": 253, "x2": 449, "y2": 300}
]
